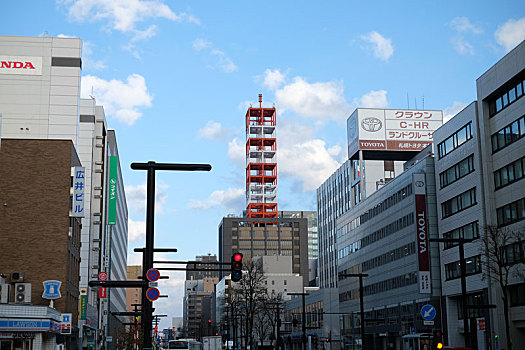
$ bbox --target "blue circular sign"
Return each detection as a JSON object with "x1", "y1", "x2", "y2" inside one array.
[
  {"x1": 146, "y1": 287, "x2": 160, "y2": 302},
  {"x1": 147, "y1": 268, "x2": 160, "y2": 282},
  {"x1": 421, "y1": 304, "x2": 436, "y2": 321}
]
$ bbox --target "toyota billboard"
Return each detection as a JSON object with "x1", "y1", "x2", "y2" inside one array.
[{"x1": 347, "y1": 108, "x2": 443, "y2": 159}]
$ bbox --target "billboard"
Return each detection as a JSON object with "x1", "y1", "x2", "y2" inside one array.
[
  {"x1": 0, "y1": 56, "x2": 42, "y2": 75},
  {"x1": 347, "y1": 108, "x2": 443, "y2": 158},
  {"x1": 414, "y1": 173, "x2": 431, "y2": 294}
]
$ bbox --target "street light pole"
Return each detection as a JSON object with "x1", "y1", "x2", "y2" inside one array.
[
  {"x1": 131, "y1": 161, "x2": 211, "y2": 349},
  {"x1": 429, "y1": 238, "x2": 473, "y2": 349},
  {"x1": 339, "y1": 273, "x2": 368, "y2": 350},
  {"x1": 287, "y1": 292, "x2": 309, "y2": 350}
]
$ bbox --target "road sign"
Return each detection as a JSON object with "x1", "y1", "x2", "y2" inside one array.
[
  {"x1": 107, "y1": 336, "x2": 113, "y2": 342},
  {"x1": 146, "y1": 268, "x2": 160, "y2": 282},
  {"x1": 146, "y1": 287, "x2": 160, "y2": 302},
  {"x1": 423, "y1": 320, "x2": 435, "y2": 326},
  {"x1": 149, "y1": 282, "x2": 158, "y2": 287},
  {"x1": 99, "y1": 272, "x2": 107, "y2": 281},
  {"x1": 421, "y1": 304, "x2": 436, "y2": 321}
]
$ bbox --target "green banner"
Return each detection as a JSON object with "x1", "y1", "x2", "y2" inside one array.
[
  {"x1": 108, "y1": 156, "x2": 118, "y2": 225},
  {"x1": 79, "y1": 294, "x2": 87, "y2": 320}
]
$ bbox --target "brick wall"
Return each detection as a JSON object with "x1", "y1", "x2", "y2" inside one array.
[{"x1": 0, "y1": 139, "x2": 81, "y2": 324}]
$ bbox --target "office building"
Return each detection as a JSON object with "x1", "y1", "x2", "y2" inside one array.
[
  {"x1": 218, "y1": 216, "x2": 309, "y2": 286},
  {"x1": 182, "y1": 278, "x2": 218, "y2": 339},
  {"x1": 337, "y1": 154, "x2": 442, "y2": 349},
  {"x1": 186, "y1": 254, "x2": 219, "y2": 280},
  {"x1": 0, "y1": 139, "x2": 83, "y2": 349},
  {"x1": 126, "y1": 266, "x2": 142, "y2": 319}
]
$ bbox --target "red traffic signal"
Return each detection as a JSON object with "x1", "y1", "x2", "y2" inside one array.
[{"x1": 231, "y1": 252, "x2": 243, "y2": 282}]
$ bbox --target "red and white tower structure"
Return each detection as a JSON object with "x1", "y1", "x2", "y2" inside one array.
[{"x1": 245, "y1": 94, "x2": 277, "y2": 218}]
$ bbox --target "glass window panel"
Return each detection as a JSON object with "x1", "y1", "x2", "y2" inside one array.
[
  {"x1": 509, "y1": 87, "x2": 516, "y2": 103},
  {"x1": 494, "y1": 170, "x2": 501, "y2": 188},
  {"x1": 501, "y1": 167, "x2": 509, "y2": 185},
  {"x1": 489, "y1": 100, "x2": 496, "y2": 115},
  {"x1": 458, "y1": 158, "x2": 470, "y2": 177},
  {"x1": 492, "y1": 134, "x2": 499, "y2": 152},
  {"x1": 451, "y1": 198, "x2": 459, "y2": 213},
  {"x1": 505, "y1": 206, "x2": 512, "y2": 224},
  {"x1": 445, "y1": 137, "x2": 454, "y2": 154},
  {"x1": 511, "y1": 203, "x2": 518, "y2": 220},
  {"x1": 511, "y1": 121, "x2": 520, "y2": 141},
  {"x1": 517, "y1": 82, "x2": 523, "y2": 98},
  {"x1": 457, "y1": 126, "x2": 468, "y2": 146},
  {"x1": 508, "y1": 164, "x2": 515, "y2": 182},
  {"x1": 519, "y1": 199, "x2": 525, "y2": 220},
  {"x1": 520, "y1": 118, "x2": 525, "y2": 136},
  {"x1": 496, "y1": 97, "x2": 503, "y2": 111},
  {"x1": 498, "y1": 129, "x2": 506, "y2": 148},
  {"x1": 505, "y1": 126, "x2": 513, "y2": 144},
  {"x1": 502, "y1": 93, "x2": 509, "y2": 107}
]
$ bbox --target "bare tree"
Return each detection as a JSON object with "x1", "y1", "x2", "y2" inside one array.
[
  {"x1": 254, "y1": 294, "x2": 282, "y2": 347},
  {"x1": 231, "y1": 259, "x2": 268, "y2": 349},
  {"x1": 482, "y1": 225, "x2": 525, "y2": 350}
]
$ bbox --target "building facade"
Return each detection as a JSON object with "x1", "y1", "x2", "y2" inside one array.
[
  {"x1": 218, "y1": 217, "x2": 309, "y2": 286},
  {"x1": 186, "y1": 255, "x2": 219, "y2": 280},
  {"x1": 0, "y1": 139, "x2": 83, "y2": 349},
  {"x1": 337, "y1": 155, "x2": 442, "y2": 350}
]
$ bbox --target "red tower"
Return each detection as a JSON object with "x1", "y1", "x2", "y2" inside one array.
[{"x1": 245, "y1": 94, "x2": 277, "y2": 218}]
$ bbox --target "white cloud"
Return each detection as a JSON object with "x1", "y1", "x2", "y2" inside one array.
[
  {"x1": 62, "y1": 0, "x2": 199, "y2": 33},
  {"x1": 198, "y1": 120, "x2": 231, "y2": 141},
  {"x1": 360, "y1": 31, "x2": 394, "y2": 61},
  {"x1": 81, "y1": 74, "x2": 152, "y2": 124},
  {"x1": 443, "y1": 101, "x2": 468, "y2": 123},
  {"x1": 275, "y1": 77, "x2": 351, "y2": 122},
  {"x1": 128, "y1": 218, "x2": 145, "y2": 242},
  {"x1": 57, "y1": 33, "x2": 77, "y2": 38},
  {"x1": 451, "y1": 36, "x2": 475, "y2": 55},
  {"x1": 188, "y1": 188, "x2": 244, "y2": 212},
  {"x1": 450, "y1": 17, "x2": 483, "y2": 34},
  {"x1": 193, "y1": 38, "x2": 212, "y2": 51},
  {"x1": 495, "y1": 17, "x2": 525, "y2": 52},
  {"x1": 125, "y1": 182, "x2": 169, "y2": 215},
  {"x1": 82, "y1": 41, "x2": 106, "y2": 70},
  {"x1": 279, "y1": 139, "x2": 342, "y2": 191},
  {"x1": 211, "y1": 49, "x2": 238, "y2": 73},
  {"x1": 354, "y1": 90, "x2": 389, "y2": 108},
  {"x1": 257, "y1": 69, "x2": 287, "y2": 90},
  {"x1": 227, "y1": 137, "x2": 245, "y2": 167},
  {"x1": 131, "y1": 24, "x2": 157, "y2": 42}
]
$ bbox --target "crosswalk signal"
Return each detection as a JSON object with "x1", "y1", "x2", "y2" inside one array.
[{"x1": 231, "y1": 252, "x2": 243, "y2": 282}]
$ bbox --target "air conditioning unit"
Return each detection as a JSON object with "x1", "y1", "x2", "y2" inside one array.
[
  {"x1": 14, "y1": 283, "x2": 31, "y2": 303},
  {"x1": 0, "y1": 284, "x2": 11, "y2": 303},
  {"x1": 11, "y1": 272, "x2": 24, "y2": 283}
]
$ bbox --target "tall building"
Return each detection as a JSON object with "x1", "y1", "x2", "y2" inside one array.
[
  {"x1": 0, "y1": 139, "x2": 83, "y2": 349},
  {"x1": 186, "y1": 254, "x2": 219, "y2": 280},
  {"x1": 218, "y1": 216, "x2": 309, "y2": 286},
  {"x1": 279, "y1": 211, "x2": 318, "y2": 259},
  {"x1": 126, "y1": 266, "x2": 142, "y2": 316},
  {"x1": 245, "y1": 94, "x2": 278, "y2": 218},
  {"x1": 337, "y1": 154, "x2": 442, "y2": 349},
  {"x1": 182, "y1": 278, "x2": 218, "y2": 339}
]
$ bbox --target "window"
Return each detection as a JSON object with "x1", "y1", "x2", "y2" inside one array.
[
  {"x1": 439, "y1": 155, "x2": 475, "y2": 188},
  {"x1": 502, "y1": 240, "x2": 525, "y2": 266},
  {"x1": 491, "y1": 114, "x2": 525, "y2": 153},
  {"x1": 442, "y1": 188, "x2": 477, "y2": 218},
  {"x1": 488, "y1": 73, "x2": 525, "y2": 117},
  {"x1": 497, "y1": 197, "x2": 525, "y2": 226},
  {"x1": 509, "y1": 283, "x2": 525, "y2": 306},
  {"x1": 445, "y1": 255, "x2": 482, "y2": 281},
  {"x1": 443, "y1": 221, "x2": 480, "y2": 249},
  {"x1": 438, "y1": 122, "x2": 472, "y2": 158},
  {"x1": 458, "y1": 293, "x2": 484, "y2": 319},
  {"x1": 494, "y1": 156, "x2": 525, "y2": 190}
]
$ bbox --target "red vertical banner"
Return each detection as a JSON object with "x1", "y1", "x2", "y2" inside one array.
[{"x1": 414, "y1": 173, "x2": 431, "y2": 294}]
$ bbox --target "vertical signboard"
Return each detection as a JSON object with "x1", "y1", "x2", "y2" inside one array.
[
  {"x1": 99, "y1": 272, "x2": 107, "y2": 298},
  {"x1": 72, "y1": 167, "x2": 85, "y2": 217},
  {"x1": 414, "y1": 173, "x2": 431, "y2": 294},
  {"x1": 61, "y1": 313, "x2": 72, "y2": 334},
  {"x1": 107, "y1": 156, "x2": 118, "y2": 225},
  {"x1": 79, "y1": 289, "x2": 87, "y2": 320}
]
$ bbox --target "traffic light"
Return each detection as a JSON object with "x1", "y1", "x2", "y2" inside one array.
[
  {"x1": 432, "y1": 329, "x2": 444, "y2": 350},
  {"x1": 231, "y1": 252, "x2": 243, "y2": 282},
  {"x1": 208, "y1": 319, "x2": 212, "y2": 327}
]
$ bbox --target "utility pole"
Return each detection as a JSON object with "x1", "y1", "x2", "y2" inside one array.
[
  {"x1": 287, "y1": 292, "x2": 309, "y2": 350},
  {"x1": 429, "y1": 238, "x2": 473, "y2": 349},
  {"x1": 131, "y1": 161, "x2": 211, "y2": 349},
  {"x1": 339, "y1": 273, "x2": 368, "y2": 350}
]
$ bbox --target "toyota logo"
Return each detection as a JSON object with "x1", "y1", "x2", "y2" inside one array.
[{"x1": 361, "y1": 117, "x2": 383, "y2": 132}]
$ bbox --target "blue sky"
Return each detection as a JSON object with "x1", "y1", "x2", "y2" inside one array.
[{"x1": 3, "y1": 0, "x2": 525, "y2": 329}]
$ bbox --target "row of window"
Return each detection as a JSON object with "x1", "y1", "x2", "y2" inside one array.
[
  {"x1": 437, "y1": 122, "x2": 472, "y2": 159},
  {"x1": 488, "y1": 73, "x2": 525, "y2": 117},
  {"x1": 363, "y1": 271, "x2": 418, "y2": 296},
  {"x1": 439, "y1": 154, "x2": 475, "y2": 189},
  {"x1": 491, "y1": 114, "x2": 525, "y2": 153},
  {"x1": 442, "y1": 187, "x2": 477, "y2": 218},
  {"x1": 494, "y1": 155, "x2": 525, "y2": 190},
  {"x1": 362, "y1": 242, "x2": 416, "y2": 272},
  {"x1": 497, "y1": 196, "x2": 525, "y2": 227},
  {"x1": 338, "y1": 213, "x2": 414, "y2": 260},
  {"x1": 502, "y1": 240, "x2": 525, "y2": 266},
  {"x1": 360, "y1": 184, "x2": 413, "y2": 225},
  {"x1": 444, "y1": 255, "x2": 482, "y2": 281},
  {"x1": 443, "y1": 221, "x2": 479, "y2": 249}
]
